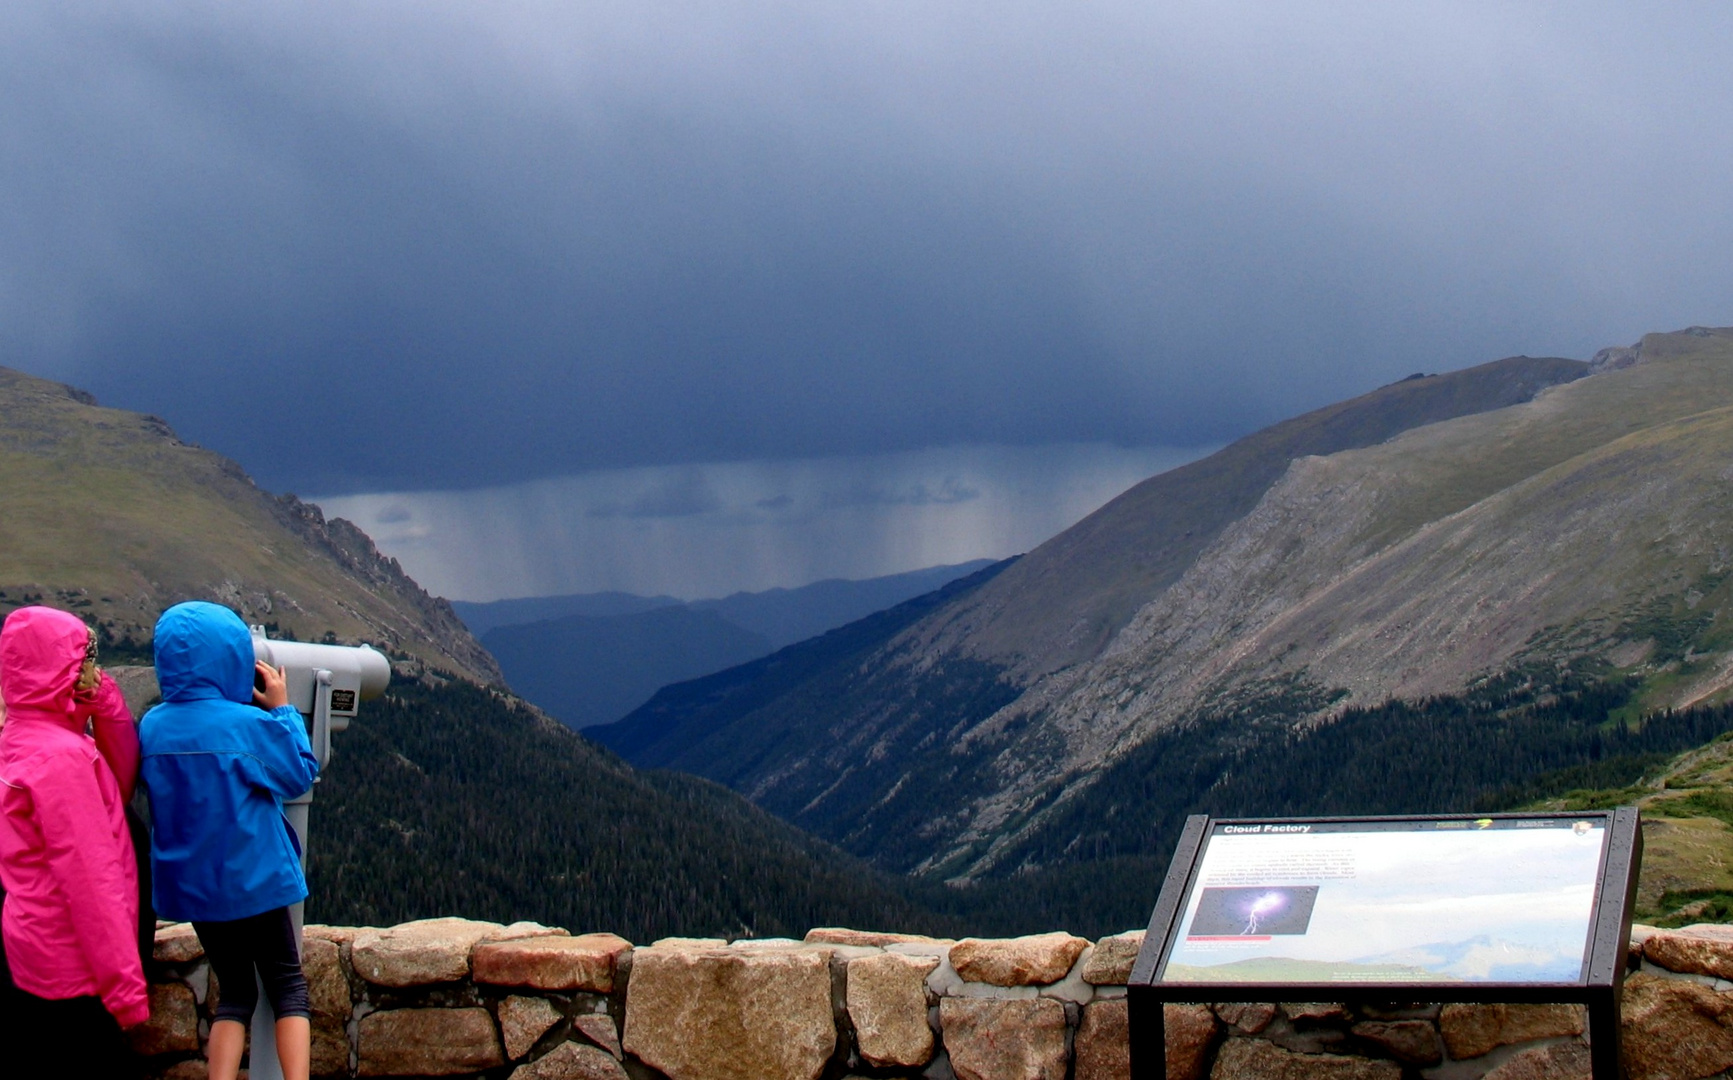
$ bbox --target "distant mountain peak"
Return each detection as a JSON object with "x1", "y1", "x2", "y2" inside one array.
[{"x1": 465, "y1": 560, "x2": 999, "y2": 729}]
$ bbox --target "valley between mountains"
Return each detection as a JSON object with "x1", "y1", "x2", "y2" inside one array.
[
  {"x1": 595, "y1": 326, "x2": 1733, "y2": 927},
  {"x1": 5, "y1": 327, "x2": 1733, "y2": 939},
  {"x1": 0, "y1": 366, "x2": 947, "y2": 941}
]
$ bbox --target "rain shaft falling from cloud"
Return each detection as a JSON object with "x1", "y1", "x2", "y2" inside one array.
[{"x1": 314, "y1": 444, "x2": 1207, "y2": 600}]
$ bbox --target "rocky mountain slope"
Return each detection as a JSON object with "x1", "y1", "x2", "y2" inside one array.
[
  {"x1": 596, "y1": 354, "x2": 1590, "y2": 786},
  {"x1": 913, "y1": 353, "x2": 1590, "y2": 681},
  {"x1": 0, "y1": 367, "x2": 498, "y2": 681},
  {"x1": 948, "y1": 327, "x2": 1733, "y2": 878},
  {"x1": 596, "y1": 328, "x2": 1733, "y2": 894}
]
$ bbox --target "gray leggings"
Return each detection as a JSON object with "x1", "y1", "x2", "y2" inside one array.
[{"x1": 193, "y1": 906, "x2": 311, "y2": 1023}]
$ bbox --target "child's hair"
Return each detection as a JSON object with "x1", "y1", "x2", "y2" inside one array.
[{"x1": 76, "y1": 624, "x2": 100, "y2": 691}]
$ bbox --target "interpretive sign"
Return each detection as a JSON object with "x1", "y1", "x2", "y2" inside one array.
[{"x1": 1127, "y1": 809, "x2": 1641, "y2": 1080}]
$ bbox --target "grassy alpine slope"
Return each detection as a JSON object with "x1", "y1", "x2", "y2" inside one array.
[
  {"x1": 1528, "y1": 731, "x2": 1733, "y2": 927},
  {"x1": 0, "y1": 367, "x2": 497, "y2": 682}
]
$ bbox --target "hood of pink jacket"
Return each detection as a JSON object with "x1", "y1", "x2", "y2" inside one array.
[
  {"x1": 0, "y1": 606, "x2": 148, "y2": 1027},
  {"x1": 1, "y1": 606, "x2": 89, "y2": 719}
]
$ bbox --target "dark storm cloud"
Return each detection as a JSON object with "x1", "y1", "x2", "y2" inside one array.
[
  {"x1": 3, "y1": 2, "x2": 1732, "y2": 494},
  {"x1": 588, "y1": 470, "x2": 724, "y2": 519},
  {"x1": 822, "y1": 479, "x2": 982, "y2": 510}
]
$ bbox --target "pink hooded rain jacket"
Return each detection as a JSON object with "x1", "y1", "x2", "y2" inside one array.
[{"x1": 0, "y1": 606, "x2": 147, "y2": 1027}]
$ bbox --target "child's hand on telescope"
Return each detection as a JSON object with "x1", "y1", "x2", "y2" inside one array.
[{"x1": 253, "y1": 661, "x2": 289, "y2": 710}]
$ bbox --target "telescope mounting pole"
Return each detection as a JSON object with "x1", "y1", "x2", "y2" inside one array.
[{"x1": 248, "y1": 668, "x2": 331, "y2": 1080}]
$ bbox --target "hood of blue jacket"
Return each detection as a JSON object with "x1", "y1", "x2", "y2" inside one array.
[{"x1": 154, "y1": 602, "x2": 254, "y2": 704}]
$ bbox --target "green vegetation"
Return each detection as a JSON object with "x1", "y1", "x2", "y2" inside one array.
[
  {"x1": 309, "y1": 677, "x2": 957, "y2": 941},
  {"x1": 1528, "y1": 724, "x2": 1733, "y2": 925},
  {"x1": 433, "y1": 660, "x2": 1733, "y2": 940},
  {"x1": 0, "y1": 366, "x2": 497, "y2": 682},
  {"x1": 953, "y1": 672, "x2": 1733, "y2": 936},
  {"x1": 1649, "y1": 788, "x2": 1733, "y2": 825},
  {"x1": 1653, "y1": 891, "x2": 1733, "y2": 928}
]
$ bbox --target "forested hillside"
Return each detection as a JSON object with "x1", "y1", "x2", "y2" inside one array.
[
  {"x1": 919, "y1": 669, "x2": 1733, "y2": 935},
  {"x1": 298, "y1": 656, "x2": 1733, "y2": 940},
  {"x1": 308, "y1": 677, "x2": 955, "y2": 941}
]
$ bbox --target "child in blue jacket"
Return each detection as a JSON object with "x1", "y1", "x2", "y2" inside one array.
[{"x1": 140, "y1": 602, "x2": 319, "y2": 1080}]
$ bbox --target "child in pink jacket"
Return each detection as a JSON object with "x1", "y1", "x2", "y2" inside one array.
[{"x1": 0, "y1": 606, "x2": 148, "y2": 1076}]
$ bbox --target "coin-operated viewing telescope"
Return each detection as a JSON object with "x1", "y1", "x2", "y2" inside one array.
[
  {"x1": 247, "y1": 628, "x2": 391, "y2": 1080},
  {"x1": 250, "y1": 629, "x2": 392, "y2": 770}
]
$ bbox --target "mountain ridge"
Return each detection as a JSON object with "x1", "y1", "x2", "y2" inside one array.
[
  {"x1": 914, "y1": 353, "x2": 1590, "y2": 681},
  {"x1": 923, "y1": 328, "x2": 1733, "y2": 878},
  {"x1": 592, "y1": 559, "x2": 1017, "y2": 764},
  {"x1": 452, "y1": 561, "x2": 998, "y2": 648},
  {"x1": 0, "y1": 366, "x2": 498, "y2": 682},
  {"x1": 463, "y1": 561, "x2": 998, "y2": 729},
  {"x1": 0, "y1": 364, "x2": 958, "y2": 938},
  {"x1": 482, "y1": 606, "x2": 772, "y2": 729},
  {"x1": 595, "y1": 330, "x2": 1733, "y2": 890}
]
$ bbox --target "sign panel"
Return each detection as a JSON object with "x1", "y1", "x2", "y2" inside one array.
[{"x1": 1157, "y1": 816, "x2": 1609, "y2": 986}]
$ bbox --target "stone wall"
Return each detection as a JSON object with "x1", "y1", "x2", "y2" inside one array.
[{"x1": 131, "y1": 919, "x2": 1733, "y2": 1080}]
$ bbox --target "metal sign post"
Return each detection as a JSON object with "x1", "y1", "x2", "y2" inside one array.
[
  {"x1": 246, "y1": 632, "x2": 389, "y2": 1080},
  {"x1": 1129, "y1": 809, "x2": 1642, "y2": 1080}
]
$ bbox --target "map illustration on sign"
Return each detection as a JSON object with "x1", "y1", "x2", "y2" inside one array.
[{"x1": 1158, "y1": 818, "x2": 1608, "y2": 985}]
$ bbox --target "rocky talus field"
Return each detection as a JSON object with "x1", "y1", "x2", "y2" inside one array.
[{"x1": 126, "y1": 915, "x2": 1733, "y2": 1080}]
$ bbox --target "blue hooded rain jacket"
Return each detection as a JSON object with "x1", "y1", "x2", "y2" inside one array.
[{"x1": 140, "y1": 602, "x2": 318, "y2": 922}]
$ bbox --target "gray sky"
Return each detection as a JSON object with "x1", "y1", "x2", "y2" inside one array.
[
  {"x1": 315, "y1": 443, "x2": 1206, "y2": 599},
  {"x1": 4, "y1": 3, "x2": 1731, "y2": 596}
]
